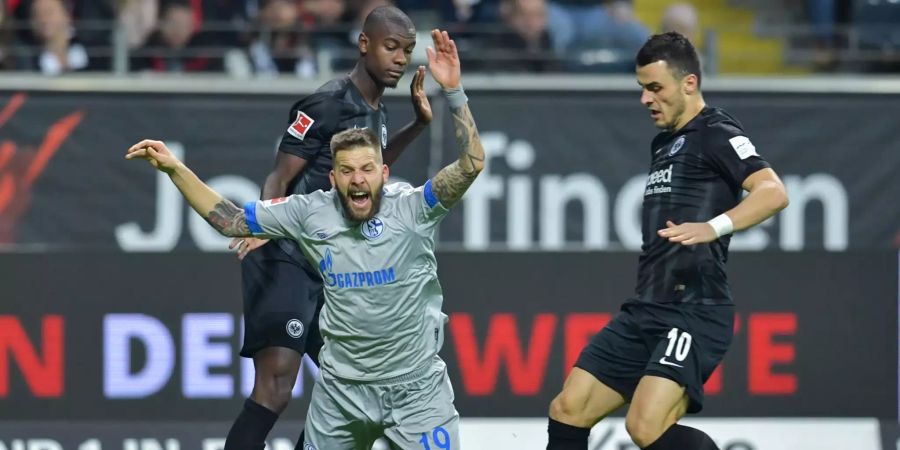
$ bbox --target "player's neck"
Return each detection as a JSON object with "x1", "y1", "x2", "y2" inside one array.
[
  {"x1": 672, "y1": 97, "x2": 706, "y2": 132},
  {"x1": 349, "y1": 64, "x2": 385, "y2": 109}
]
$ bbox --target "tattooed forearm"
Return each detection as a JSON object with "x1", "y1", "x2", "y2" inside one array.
[
  {"x1": 450, "y1": 104, "x2": 484, "y2": 175},
  {"x1": 432, "y1": 161, "x2": 476, "y2": 207},
  {"x1": 433, "y1": 104, "x2": 484, "y2": 207},
  {"x1": 205, "y1": 200, "x2": 251, "y2": 237}
]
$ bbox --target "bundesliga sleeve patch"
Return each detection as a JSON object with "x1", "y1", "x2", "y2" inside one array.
[
  {"x1": 261, "y1": 196, "x2": 291, "y2": 207},
  {"x1": 729, "y1": 135, "x2": 759, "y2": 160},
  {"x1": 287, "y1": 110, "x2": 315, "y2": 140}
]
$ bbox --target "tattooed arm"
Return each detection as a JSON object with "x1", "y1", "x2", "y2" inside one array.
[
  {"x1": 426, "y1": 29, "x2": 484, "y2": 208},
  {"x1": 431, "y1": 102, "x2": 484, "y2": 207},
  {"x1": 125, "y1": 139, "x2": 252, "y2": 237}
]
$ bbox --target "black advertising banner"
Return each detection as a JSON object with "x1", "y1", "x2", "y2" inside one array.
[
  {"x1": 1, "y1": 90, "x2": 898, "y2": 252},
  {"x1": 0, "y1": 251, "x2": 895, "y2": 421},
  {"x1": 437, "y1": 91, "x2": 900, "y2": 252}
]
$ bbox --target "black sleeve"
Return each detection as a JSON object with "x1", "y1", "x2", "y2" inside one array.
[
  {"x1": 703, "y1": 123, "x2": 771, "y2": 190},
  {"x1": 278, "y1": 94, "x2": 338, "y2": 160}
]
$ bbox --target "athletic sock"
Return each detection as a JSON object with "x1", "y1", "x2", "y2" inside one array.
[
  {"x1": 547, "y1": 417, "x2": 590, "y2": 450},
  {"x1": 641, "y1": 424, "x2": 720, "y2": 450},
  {"x1": 224, "y1": 398, "x2": 279, "y2": 450}
]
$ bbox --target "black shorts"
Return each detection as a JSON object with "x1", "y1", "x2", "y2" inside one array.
[
  {"x1": 575, "y1": 299, "x2": 733, "y2": 413},
  {"x1": 239, "y1": 241, "x2": 324, "y2": 359}
]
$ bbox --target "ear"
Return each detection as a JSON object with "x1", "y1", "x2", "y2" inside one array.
[
  {"x1": 358, "y1": 33, "x2": 369, "y2": 55},
  {"x1": 382, "y1": 164, "x2": 389, "y2": 183},
  {"x1": 329, "y1": 169, "x2": 336, "y2": 188},
  {"x1": 683, "y1": 73, "x2": 699, "y2": 95}
]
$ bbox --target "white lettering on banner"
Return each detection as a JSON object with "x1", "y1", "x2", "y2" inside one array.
[
  {"x1": 78, "y1": 440, "x2": 101, "y2": 450},
  {"x1": 201, "y1": 439, "x2": 295, "y2": 450},
  {"x1": 103, "y1": 313, "x2": 315, "y2": 399},
  {"x1": 781, "y1": 175, "x2": 848, "y2": 251},
  {"x1": 0, "y1": 441, "x2": 63, "y2": 450},
  {"x1": 104, "y1": 314, "x2": 174, "y2": 398},
  {"x1": 114, "y1": 136, "x2": 851, "y2": 252},
  {"x1": 183, "y1": 314, "x2": 233, "y2": 398},
  {"x1": 459, "y1": 132, "x2": 849, "y2": 251},
  {"x1": 456, "y1": 418, "x2": 880, "y2": 450},
  {"x1": 123, "y1": 439, "x2": 179, "y2": 450}
]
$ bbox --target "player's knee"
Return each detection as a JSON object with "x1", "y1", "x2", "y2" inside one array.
[
  {"x1": 253, "y1": 373, "x2": 296, "y2": 413},
  {"x1": 625, "y1": 411, "x2": 665, "y2": 448},
  {"x1": 549, "y1": 390, "x2": 592, "y2": 427}
]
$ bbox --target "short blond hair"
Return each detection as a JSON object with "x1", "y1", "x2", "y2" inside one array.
[{"x1": 330, "y1": 128, "x2": 381, "y2": 160}]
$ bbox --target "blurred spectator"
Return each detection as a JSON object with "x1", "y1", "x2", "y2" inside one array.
[
  {"x1": 304, "y1": 0, "x2": 348, "y2": 26},
  {"x1": 117, "y1": 0, "x2": 160, "y2": 49},
  {"x1": 545, "y1": 0, "x2": 606, "y2": 52},
  {"x1": 301, "y1": 0, "x2": 357, "y2": 72},
  {"x1": 0, "y1": 0, "x2": 14, "y2": 69},
  {"x1": 247, "y1": 0, "x2": 316, "y2": 76},
  {"x1": 546, "y1": 0, "x2": 648, "y2": 54},
  {"x1": 74, "y1": 0, "x2": 152, "y2": 46},
  {"x1": 660, "y1": 3, "x2": 698, "y2": 44},
  {"x1": 132, "y1": 0, "x2": 221, "y2": 72},
  {"x1": 473, "y1": 0, "x2": 557, "y2": 71},
  {"x1": 26, "y1": 0, "x2": 89, "y2": 74},
  {"x1": 390, "y1": 0, "x2": 500, "y2": 24}
]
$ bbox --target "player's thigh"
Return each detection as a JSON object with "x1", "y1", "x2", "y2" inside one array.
[
  {"x1": 554, "y1": 309, "x2": 646, "y2": 423},
  {"x1": 384, "y1": 363, "x2": 460, "y2": 450},
  {"x1": 253, "y1": 346, "x2": 302, "y2": 380},
  {"x1": 626, "y1": 375, "x2": 689, "y2": 433},
  {"x1": 240, "y1": 244, "x2": 322, "y2": 359},
  {"x1": 303, "y1": 374, "x2": 379, "y2": 450},
  {"x1": 640, "y1": 303, "x2": 733, "y2": 415}
]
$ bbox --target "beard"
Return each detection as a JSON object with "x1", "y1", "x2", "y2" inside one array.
[{"x1": 337, "y1": 184, "x2": 383, "y2": 223}]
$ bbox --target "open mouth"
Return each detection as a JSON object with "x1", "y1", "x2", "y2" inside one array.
[
  {"x1": 650, "y1": 110, "x2": 662, "y2": 120},
  {"x1": 349, "y1": 191, "x2": 370, "y2": 208}
]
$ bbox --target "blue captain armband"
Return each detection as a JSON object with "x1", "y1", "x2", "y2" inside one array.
[
  {"x1": 243, "y1": 201, "x2": 263, "y2": 234},
  {"x1": 423, "y1": 179, "x2": 440, "y2": 208}
]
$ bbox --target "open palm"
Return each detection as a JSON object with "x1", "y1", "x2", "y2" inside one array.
[{"x1": 426, "y1": 29, "x2": 461, "y2": 90}]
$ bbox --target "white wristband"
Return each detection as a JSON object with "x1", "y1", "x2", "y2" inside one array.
[{"x1": 707, "y1": 214, "x2": 734, "y2": 238}]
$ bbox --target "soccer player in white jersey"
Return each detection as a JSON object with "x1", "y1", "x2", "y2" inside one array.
[{"x1": 126, "y1": 29, "x2": 482, "y2": 450}]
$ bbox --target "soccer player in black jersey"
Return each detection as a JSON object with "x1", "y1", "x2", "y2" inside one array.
[
  {"x1": 546, "y1": 32, "x2": 790, "y2": 450},
  {"x1": 223, "y1": 6, "x2": 432, "y2": 450}
]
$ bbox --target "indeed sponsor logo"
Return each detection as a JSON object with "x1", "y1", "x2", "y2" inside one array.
[{"x1": 645, "y1": 164, "x2": 673, "y2": 196}]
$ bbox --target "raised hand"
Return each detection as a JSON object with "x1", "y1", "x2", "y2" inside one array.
[
  {"x1": 125, "y1": 139, "x2": 181, "y2": 174},
  {"x1": 410, "y1": 65, "x2": 432, "y2": 125},
  {"x1": 426, "y1": 29, "x2": 461, "y2": 90}
]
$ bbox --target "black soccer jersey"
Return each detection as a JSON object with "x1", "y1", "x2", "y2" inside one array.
[
  {"x1": 274, "y1": 76, "x2": 389, "y2": 265},
  {"x1": 635, "y1": 106, "x2": 770, "y2": 305},
  {"x1": 279, "y1": 76, "x2": 389, "y2": 196}
]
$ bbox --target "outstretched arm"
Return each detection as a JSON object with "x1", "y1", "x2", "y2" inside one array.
[
  {"x1": 426, "y1": 29, "x2": 484, "y2": 208},
  {"x1": 125, "y1": 139, "x2": 253, "y2": 237}
]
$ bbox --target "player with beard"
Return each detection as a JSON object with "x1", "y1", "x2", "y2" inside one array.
[
  {"x1": 126, "y1": 28, "x2": 480, "y2": 450},
  {"x1": 221, "y1": 5, "x2": 430, "y2": 449}
]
